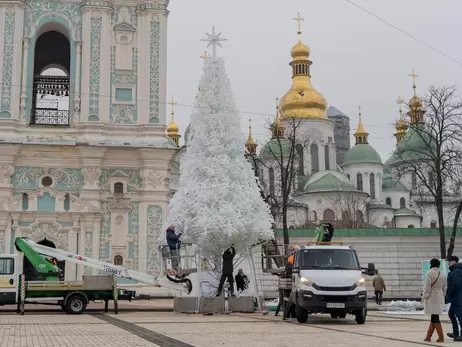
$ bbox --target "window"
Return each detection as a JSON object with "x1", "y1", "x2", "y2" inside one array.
[
  {"x1": 400, "y1": 197, "x2": 406, "y2": 208},
  {"x1": 114, "y1": 182, "x2": 124, "y2": 194},
  {"x1": 312, "y1": 210, "x2": 318, "y2": 221},
  {"x1": 310, "y1": 144, "x2": 319, "y2": 173},
  {"x1": 22, "y1": 193, "x2": 28, "y2": 211},
  {"x1": 323, "y1": 209, "x2": 335, "y2": 221},
  {"x1": 269, "y1": 168, "x2": 275, "y2": 197},
  {"x1": 324, "y1": 145, "x2": 330, "y2": 170},
  {"x1": 299, "y1": 249, "x2": 360, "y2": 270},
  {"x1": 356, "y1": 173, "x2": 363, "y2": 191},
  {"x1": 430, "y1": 220, "x2": 437, "y2": 228},
  {"x1": 428, "y1": 171, "x2": 435, "y2": 188},
  {"x1": 0, "y1": 258, "x2": 14, "y2": 275},
  {"x1": 41, "y1": 176, "x2": 53, "y2": 187},
  {"x1": 408, "y1": 224, "x2": 415, "y2": 228},
  {"x1": 114, "y1": 255, "x2": 123, "y2": 266},
  {"x1": 385, "y1": 197, "x2": 391, "y2": 206},
  {"x1": 341, "y1": 211, "x2": 349, "y2": 222},
  {"x1": 369, "y1": 173, "x2": 375, "y2": 199},
  {"x1": 296, "y1": 144, "x2": 304, "y2": 175},
  {"x1": 411, "y1": 172, "x2": 417, "y2": 190},
  {"x1": 64, "y1": 193, "x2": 70, "y2": 211}
]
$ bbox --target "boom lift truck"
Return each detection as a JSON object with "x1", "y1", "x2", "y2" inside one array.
[
  {"x1": 0, "y1": 237, "x2": 195, "y2": 314},
  {"x1": 261, "y1": 223, "x2": 375, "y2": 324}
]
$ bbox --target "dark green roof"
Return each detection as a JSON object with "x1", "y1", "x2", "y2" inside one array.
[
  {"x1": 260, "y1": 139, "x2": 294, "y2": 159},
  {"x1": 382, "y1": 176, "x2": 407, "y2": 191},
  {"x1": 343, "y1": 144, "x2": 383, "y2": 166},
  {"x1": 394, "y1": 208, "x2": 419, "y2": 216},
  {"x1": 386, "y1": 124, "x2": 435, "y2": 166},
  {"x1": 275, "y1": 228, "x2": 462, "y2": 237},
  {"x1": 367, "y1": 199, "x2": 393, "y2": 210},
  {"x1": 303, "y1": 170, "x2": 356, "y2": 193}
]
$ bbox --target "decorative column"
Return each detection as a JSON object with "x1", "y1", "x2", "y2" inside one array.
[
  {"x1": 19, "y1": 37, "x2": 28, "y2": 122},
  {"x1": 73, "y1": 41, "x2": 82, "y2": 124},
  {"x1": 98, "y1": 6, "x2": 113, "y2": 123},
  {"x1": 136, "y1": 3, "x2": 169, "y2": 124},
  {"x1": 10, "y1": 3, "x2": 25, "y2": 120}
]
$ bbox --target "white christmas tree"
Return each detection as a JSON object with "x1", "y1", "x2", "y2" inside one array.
[{"x1": 167, "y1": 57, "x2": 273, "y2": 256}]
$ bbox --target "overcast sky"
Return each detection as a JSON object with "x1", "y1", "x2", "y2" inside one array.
[{"x1": 166, "y1": 0, "x2": 461, "y2": 162}]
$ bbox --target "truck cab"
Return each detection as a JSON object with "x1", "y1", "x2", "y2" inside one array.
[{"x1": 291, "y1": 243, "x2": 375, "y2": 324}]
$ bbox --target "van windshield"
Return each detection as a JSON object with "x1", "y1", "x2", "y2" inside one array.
[{"x1": 299, "y1": 249, "x2": 360, "y2": 270}]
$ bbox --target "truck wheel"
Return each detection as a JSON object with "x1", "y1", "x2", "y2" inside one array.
[
  {"x1": 330, "y1": 313, "x2": 339, "y2": 319},
  {"x1": 66, "y1": 295, "x2": 87, "y2": 315},
  {"x1": 60, "y1": 303, "x2": 68, "y2": 313},
  {"x1": 295, "y1": 304, "x2": 308, "y2": 323},
  {"x1": 355, "y1": 308, "x2": 366, "y2": 324}
]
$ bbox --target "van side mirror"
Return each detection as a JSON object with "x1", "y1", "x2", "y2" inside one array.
[{"x1": 367, "y1": 263, "x2": 375, "y2": 276}]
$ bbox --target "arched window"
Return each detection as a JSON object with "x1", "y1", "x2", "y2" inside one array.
[
  {"x1": 64, "y1": 193, "x2": 70, "y2": 211},
  {"x1": 296, "y1": 144, "x2": 304, "y2": 175},
  {"x1": 400, "y1": 197, "x2": 406, "y2": 208},
  {"x1": 411, "y1": 172, "x2": 417, "y2": 189},
  {"x1": 312, "y1": 210, "x2": 318, "y2": 221},
  {"x1": 341, "y1": 211, "x2": 349, "y2": 222},
  {"x1": 310, "y1": 144, "x2": 319, "y2": 173},
  {"x1": 324, "y1": 145, "x2": 330, "y2": 170},
  {"x1": 430, "y1": 220, "x2": 437, "y2": 228},
  {"x1": 269, "y1": 168, "x2": 275, "y2": 197},
  {"x1": 385, "y1": 197, "x2": 391, "y2": 206},
  {"x1": 355, "y1": 210, "x2": 364, "y2": 223},
  {"x1": 114, "y1": 182, "x2": 124, "y2": 194},
  {"x1": 369, "y1": 173, "x2": 375, "y2": 199},
  {"x1": 22, "y1": 193, "x2": 29, "y2": 211},
  {"x1": 356, "y1": 173, "x2": 363, "y2": 191},
  {"x1": 323, "y1": 209, "x2": 335, "y2": 221},
  {"x1": 114, "y1": 255, "x2": 123, "y2": 265}
]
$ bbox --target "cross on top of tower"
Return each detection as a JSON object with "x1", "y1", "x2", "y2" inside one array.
[
  {"x1": 293, "y1": 12, "x2": 304, "y2": 36},
  {"x1": 409, "y1": 69, "x2": 419, "y2": 89},
  {"x1": 168, "y1": 97, "x2": 176, "y2": 116}
]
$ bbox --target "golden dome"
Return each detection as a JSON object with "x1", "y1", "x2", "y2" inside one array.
[
  {"x1": 354, "y1": 107, "x2": 369, "y2": 144},
  {"x1": 395, "y1": 118, "x2": 407, "y2": 130},
  {"x1": 279, "y1": 33, "x2": 327, "y2": 119},
  {"x1": 167, "y1": 120, "x2": 179, "y2": 135},
  {"x1": 409, "y1": 95, "x2": 423, "y2": 109},
  {"x1": 291, "y1": 40, "x2": 310, "y2": 61}
]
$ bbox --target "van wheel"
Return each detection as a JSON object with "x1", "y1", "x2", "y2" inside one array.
[
  {"x1": 355, "y1": 308, "x2": 366, "y2": 324},
  {"x1": 330, "y1": 313, "x2": 339, "y2": 319},
  {"x1": 66, "y1": 294, "x2": 87, "y2": 314},
  {"x1": 338, "y1": 313, "x2": 347, "y2": 319},
  {"x1": 295, "y1": 304, "x2": 308, "y2": 323},
  {"x1": 290, "y1": 305, "x2": 296, "y2": 318}
]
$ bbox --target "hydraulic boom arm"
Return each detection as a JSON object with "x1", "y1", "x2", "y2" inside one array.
[{"x1": 15, "y1": 237, "x2": 192, "y2": 294}]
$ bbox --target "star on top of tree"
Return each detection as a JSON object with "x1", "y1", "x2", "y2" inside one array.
[{"x1": 201, "y1": 26, "x2": 227, "y2": 57}]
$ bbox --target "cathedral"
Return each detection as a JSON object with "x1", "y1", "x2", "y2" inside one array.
[
  {"x1": 0, "y1": 1, "x2": 176, "y2": 280},
  {"x1": 238, "y1": 25, "x2": 458, "y2": 230}
]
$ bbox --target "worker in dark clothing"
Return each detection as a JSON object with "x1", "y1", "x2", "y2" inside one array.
[
  {"x1": 446, "y1": 256, "x2": 462, "y2": 341},
  {"x1": 166, "y1": 226, "x2": 182, "y2": 269},
  {"x1": 216, "y1": 245, "x2": 236, "y2": 296},
  {"x1": 235, "y1": 269, "x2": 249, "y2": 292}
]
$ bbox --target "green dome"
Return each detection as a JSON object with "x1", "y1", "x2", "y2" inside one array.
[
  {"x1": 260, "y1": 139, "x2": 294, "y2": 159},
  {"x1": 382, "y1": 176, "x2": 407, "y2": 191},
  {"x1": 303, "y1": 170, "x2": 356, "y2": 193},
  {"x1": 394, "y1": 208, "x2": 419, "y2": 217},
  {"x1": 343, "y1": 144, "x2": 382, "y2": 166},
  {"x1": 367, "y1": 199, "x2": 393, "y2": 210},
  {"x1": 386, "y1": 124, "x2": 435, "y2": 166}
]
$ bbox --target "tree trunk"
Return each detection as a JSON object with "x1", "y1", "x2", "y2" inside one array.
[
  {"x1": 448, "y1": 201, "x2": 462, "y2": 258},
  {"x1": 282, "y1": 203, "x2": 289, "y2": 253},
  {"x1": 436, "y1": 201, "x2": 447, "y2": 259}
]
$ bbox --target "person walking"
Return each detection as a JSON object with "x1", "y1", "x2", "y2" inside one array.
[
  {"x1": 372, "y1": 270, "x2": 386, "y2": 305},
  {"x1": 166, "y1": 226, "x2": 182, "y2": 270},
  {"x1": 446, "y1": 256, "x2": 462, "y2": 341},
  {"x1": 216, "y1": 245, "x2": 236, "y2": 296},
  {"x1": 423, "y1": 258, "x2": 447, "y2": 342},
  {"x1": 235, "y1": 269, "x2": 249, "y2": 292}
]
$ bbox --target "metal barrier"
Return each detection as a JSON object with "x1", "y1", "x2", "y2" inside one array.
[{"x1": 160, "y1": 243, "x2": 198, "y2": 276}]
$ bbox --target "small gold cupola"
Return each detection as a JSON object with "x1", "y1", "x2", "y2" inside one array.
[
  {"x1": 354, "y1": 106, "x2": 368, "y2": 144},
  {"x1": 245, "y1": 119, "x2": 257, "y2": 155},
  {"x1": 279, "y1": 13, "x2": 328, "y2": 119},
  {"x1": 394, "y1": 96, "x2": 408, "y2": 146},
  {"x1": 407, "y1": 70, "x2": 425, "y2": 124},
  {"x1": 166, "y1": 97, "x2": 181, "y2": 146},
  {"x1": 271, "y1": 98, "x2": 285, "y2": 139}
]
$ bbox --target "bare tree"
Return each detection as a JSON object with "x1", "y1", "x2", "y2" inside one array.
[
  {"x1": 323, "y1": 187, "x2": 371, "y2": 228},
  {"x1": 392, "y1": 85, "x2": 462, "y2": 259}
]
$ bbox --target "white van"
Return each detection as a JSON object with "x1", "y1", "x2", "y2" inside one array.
[{"x1": 290, "y1": 244, "x2": 375, "y2": 324}]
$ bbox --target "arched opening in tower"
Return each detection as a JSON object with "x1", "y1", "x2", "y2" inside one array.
[
  {"x1": 23, "y1": 238, "x2": 65, "y2": 281},
  {"x1": 31, "y1": 30, "x2": 70, "y2": 126}
]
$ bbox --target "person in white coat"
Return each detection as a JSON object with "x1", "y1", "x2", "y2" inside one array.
[{"x1": 423, "y1": 258, "x2": 447, "y2": 343}]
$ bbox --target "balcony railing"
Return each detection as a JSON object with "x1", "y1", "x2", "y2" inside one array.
[
  {"x1": 31, "y1": 76, "x2": 70, "y2": 126},
  {"x1": 32, "y1": 108, "x2": 69, "y2": 126}
]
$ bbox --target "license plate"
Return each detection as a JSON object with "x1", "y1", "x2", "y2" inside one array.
[{"x1": 326, "y1": 303, "x2": 345, "y2": 308}]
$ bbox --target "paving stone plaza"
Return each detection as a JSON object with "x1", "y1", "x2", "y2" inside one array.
[{"x1": 0, "y1": 310, "x2": 455, "y2": 347}]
